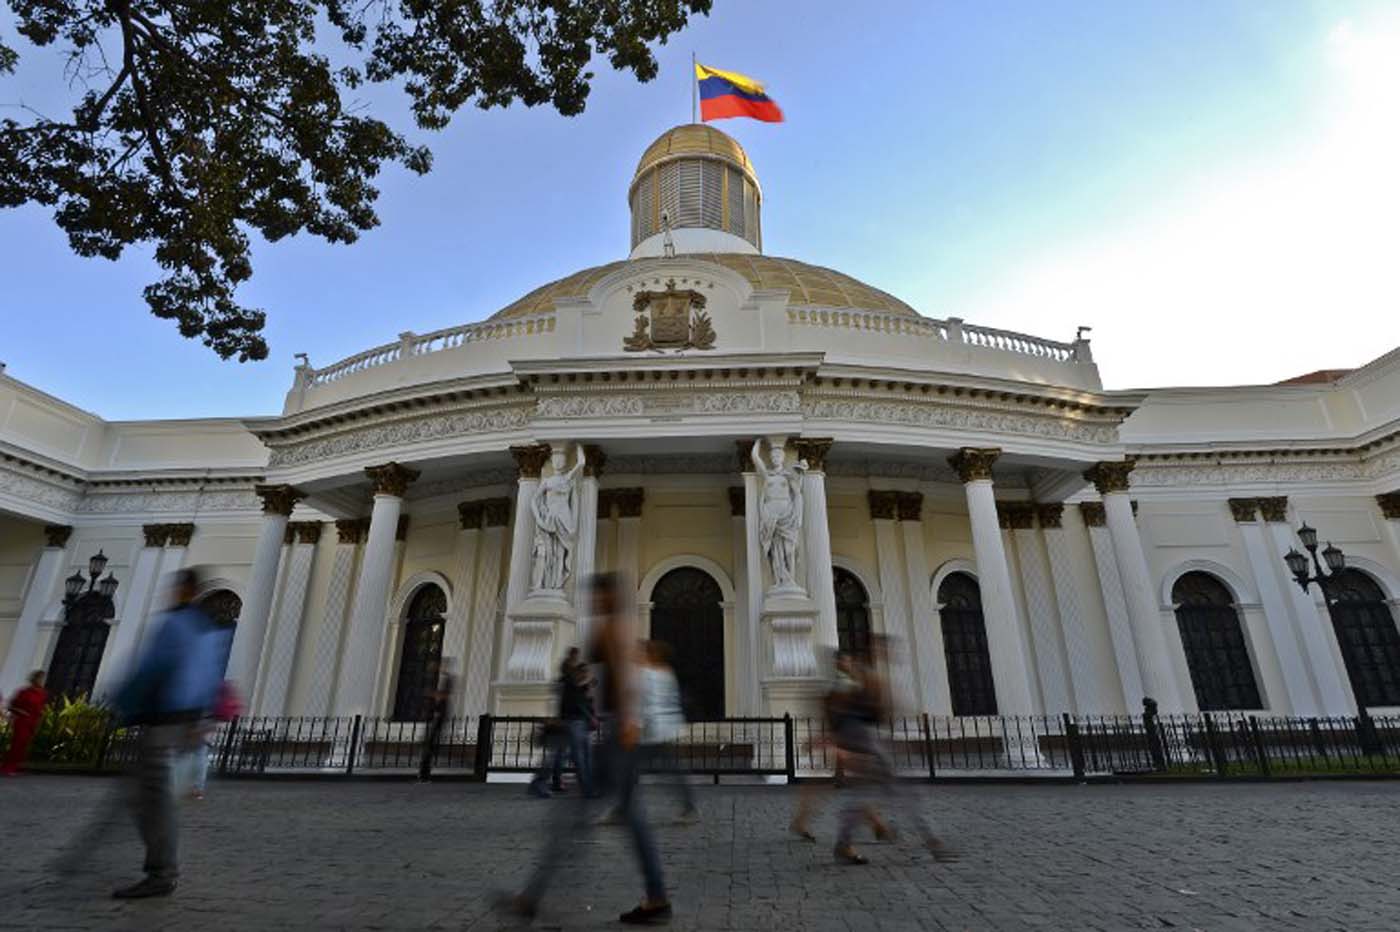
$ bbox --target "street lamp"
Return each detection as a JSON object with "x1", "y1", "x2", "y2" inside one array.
[
  {"x1": 49, "y1": 550, "x2": 121, "y2": 698},
  {"x1": 1283, "y1": 523, "x2": 1347, "y2": 603}
]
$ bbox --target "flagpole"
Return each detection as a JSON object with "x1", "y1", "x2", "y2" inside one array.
[{"x1": 691, "y1": 52, "x2": 698, "y2": 123}]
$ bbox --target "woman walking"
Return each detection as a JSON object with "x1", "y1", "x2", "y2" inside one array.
[{"x1": 2, "y1": 670, "x2": 47, "y2": 775}]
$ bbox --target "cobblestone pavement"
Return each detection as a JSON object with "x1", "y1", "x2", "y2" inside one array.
[{"x1": 2, "y1": 776, "x2": 1399, "y2": 931}]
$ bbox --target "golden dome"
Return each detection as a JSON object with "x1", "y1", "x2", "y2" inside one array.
[
  {"x1": 490, "y1": 254, "x2": 919, "y2": 320},
  {"x1": 631, "y1": 124, "x2": 757, "y2": 193}
]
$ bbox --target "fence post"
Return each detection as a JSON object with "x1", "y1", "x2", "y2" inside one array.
[
  {"x1": 1356, "y1": 709, "x2": 1382, "y2": 756},
  {"x1": 93, "y1": 714, "x2": 116, "y2": 772},
  {"x1": 474, "y1": 714, "x2": 493, "y2": 782},
  {"x1": 346, "y1": 714, "x2": 363, "y2": 775},
  {"x1": 1248, "y1": 716, "x2": 1270, "y2": 776},
  {"x1": 783, "y1": 713, "x2": 796, "y2": 783},
  {"x1": 1308, "y1": 717, "x2": 1329, "y2": 762},
  {"x1": 1142, "y1": 697, "x2": 1167, "y2": 773},
  {"x1": 218, "y1": 716, "x2": 241, "y2": 776},
  {"x1": 922, "y1": 713, "x2": 937, "y2": 782},
  {"x1": 1063, "y1": 713, "x2": 1085, "y2": 780},
  {"x1": 1202, "y1": 713, "x2": 1228, "y2": 776}
]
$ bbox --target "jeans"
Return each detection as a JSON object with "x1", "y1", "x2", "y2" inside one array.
[
  {"x1": 524, "y1": 736, "x2": 666, "y2": 904},
  {"x1": 550, "y1": 718, "x2": 594, "y2": 796},
  {"x1": 135, "y1": 724, "x2": 185, "y2": 881},
  {"x1": 618, "y1": 744, "x2": 696, "y2": 814}
]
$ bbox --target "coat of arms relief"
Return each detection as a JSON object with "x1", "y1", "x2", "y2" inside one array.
[{"x1": 623, "y1": 280, "x2": 717, "y2": 352}]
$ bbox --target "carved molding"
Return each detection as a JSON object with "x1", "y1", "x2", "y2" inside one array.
[
  {"x1": 728, "y1": 486, "x2": 746, "y2": 517},
  {"x1": 1036, "y1": 503, "x2": 1064, "y2": 529},
  {"x1": 1227, "y1": 498, "x2": 1259, "y2": 523},
  {"x1": 44, "y1": 524, "x2": 73, "y2": 548},
  {"x1": 78, "y1": 489, "x2": 261, "y2": 515},
  {"x1": 895, "y1": 491, "x2": 924, "y2": 522},
  {"x1": 289, "y1": 521, "x2": 323, "y2": 545},
  {"x1": 457, "y1": 500, "x2": 485, "y2": 530},
  {"x1": 483, "y1": 497, "x2": 512, "y2": 527},
  {"x1": 1257, "y1": 496, "x2": 1290, "y2": 523},
  {"x1": 1079, "y1": 502, "x2": 1106, "y2": 528},
  {"x1": 868, "y1": 490, "x2": 898, "y2": 521},
  {"x1": 256, "y1": 483, "x2": 305, "y2": 517},
  {"x1": 1084, "y1": 461, "x2": 1134, "y2": 495},
  {"x1": 536, "y1": 390, "x2": 801, "y2": 420},
  {"x1": 0, "y1": 465, "x2": 83, "y2": 514},
  {"x1": 805, "y1": 397, "x2": 1119, "y2": 446},
  {"x1": 1129, "y1": 460, "x2": 1370, "y2": 487},
  {"x1": 510, "y1": 444, "x2": 552, "y2": 480},
  {"x1": 614, "y1": 487, "x2": 645, "y2": 519},
  {"x1": 791, "y1": 438, "x2": 834, "y2": 473},
  {"x1": 264, "y1": 404, "x2": 532, "y2": 468},
  {"x1": 1379, "y1": 492, "x2": 1400, "y2": 520},
  {"x1": 335, "y1": 517, "x2": 371, "y2": 544},
  {"x1": 949, "y1": 448, "x2": 1001, "y2": 484},
  {"x1": 364, "y1": 462, "x2": 420, "y2": 497}
]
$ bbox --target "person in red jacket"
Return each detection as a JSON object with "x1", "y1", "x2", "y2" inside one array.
[{"x1": 2, "y1": 670, "x2": 47, "y2": 775}]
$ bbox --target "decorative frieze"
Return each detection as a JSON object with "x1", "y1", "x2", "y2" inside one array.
[
  {"x1": 0, "y1": 465, "x2": 83, "y2": 514},
  {"x1": 335, "y1": 517, "x2": 371, "y2": 544},
  {"x1": 805, "y1": 397, "x2": 1119, "y2": 446},
  {"x1": 791, "y1": 438, "x2": 834, "y2": 473},
  {"x1": 614, "y1": 488, "x2": 645, "y2": 519},
  {"x1": 1079, "y1": 502, "x2": 1106, "y2": 528},
  {"x1": 77, "y1": 488, "x2": 261, "y2": 515},
  {"x1": 867, "y1": 490, "x2": 899, "y2": 521},
  {"x1": 1257, "y1": 497, "x2": 1289, "y2": 523},
  {"x1": 1379, "y1": 491, "x2": 1400, "y2": 520},
  {"x1": 44, "y1": 524, "x2": 73, "y2": 548},
  {"x1": 895, "y1": 491, "x2": 924, "y2": 522},
  {"x1": 264, "y1": 404, "x2": 532, "y2": 468},
  {"x1": 255, "y1": 483, "x2": 305, "y2": 516},
  {"x1": 1083, "y1": 461, "x2": 1134, "y2": 495},
  {"x1": 483, "y1": 497, "x2": 512, "y2": 527},
  {"x1": 457, "y1": 500, "x2": 485, "y2": 530},
  {"x1": 1227, "y1": 498, "x2": 1259, "y2": 523},
  {"x1": 949, "y1": 447, "x2": 1001, "y2": 483},
  {"x1": 728, "y1": 486, "x2": 746, "y2": 517},
  {"x1": 536, "y1": 390, "x2": 802, "y2": 421},
  {"x1": 1036, "y1": 503, "x2": 1064, "y2": 529},
  {"x1": 510, "y1": 444, "x2": 552, "y2": 480},
  {"x1": 364, "y1": 462, "x2": 420, "y2": 497}
]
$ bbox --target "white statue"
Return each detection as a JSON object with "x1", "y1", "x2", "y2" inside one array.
[
  {"x1": 530, "y1": 445, "x2": 585, "y2": 593},
  {"x1": 752, "y1": 437, "x2": 807, "y2": 593}
]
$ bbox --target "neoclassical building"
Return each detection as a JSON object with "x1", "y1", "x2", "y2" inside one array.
[{"x1": 3, "y1": 125, "x2": 1399, "y2": 722}]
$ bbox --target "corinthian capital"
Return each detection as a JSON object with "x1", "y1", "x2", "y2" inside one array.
[
  {"x1": 1083, "y1": 460, "x2": 1134, "y2": 495},
  {"x1": 1379, "y1": 491, "x2": 1400, "y2": 520},
  {"x1": 364, "y1": 462, "x2": 420, "y2": 497},
  {"x1": 791, "y1": 438, "x2": 834, "y2": 473},
  {"x1": 949, "y1": 447, "x2": 1001, "y2": 483},
  {"x1": 255, "y1": 483, "x2": 305, "y2": 516},
  {"x1": 1227, "y1": 498, "x2": 1259, "y2": 523},
  {"x1": 510, "y1": 444, "x2": 552, "y2": 479}
]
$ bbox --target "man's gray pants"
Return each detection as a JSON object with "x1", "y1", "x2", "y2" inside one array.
[{"x1": 135, "y1": 724, "x2": 186, "y2": 881}]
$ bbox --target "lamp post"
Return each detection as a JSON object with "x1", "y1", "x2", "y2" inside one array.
[{"x1": 48, "y1": 550, "x2": 120, "y2": 698}]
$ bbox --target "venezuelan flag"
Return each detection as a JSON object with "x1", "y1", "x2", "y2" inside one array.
[{"x1": 695, "y1": 63, "x2": 784, "y2": 123}]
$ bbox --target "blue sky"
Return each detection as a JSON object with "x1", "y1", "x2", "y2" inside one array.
[{"x1": 2, "y1": 1, "x2": 1397, "y2": 419}]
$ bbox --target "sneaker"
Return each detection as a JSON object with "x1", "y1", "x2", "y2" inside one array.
[
  {"x1": 619, "y1": 900, "x2": 672, "y2": 924},
  {"x1": 113, "y1": 876, "x2": 177, "y2": 899}
]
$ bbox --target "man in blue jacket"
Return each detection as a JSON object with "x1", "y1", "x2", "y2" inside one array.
[{"x1": 112, "y1": 567, "x2": 231, "y2": 899}]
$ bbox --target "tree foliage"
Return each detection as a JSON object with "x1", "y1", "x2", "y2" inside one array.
[{"x1": 0, "y1": 1, "x2": 710, "y2": 361}]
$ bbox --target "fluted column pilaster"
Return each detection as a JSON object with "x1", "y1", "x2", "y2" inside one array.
[{"x1": 227, "y1": 485, "x2": 303, "y2": 691}]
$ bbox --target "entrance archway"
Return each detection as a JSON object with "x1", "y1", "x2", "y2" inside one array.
[{"x1": 649, "y1": 567, "x2": 725, "y2": 720}]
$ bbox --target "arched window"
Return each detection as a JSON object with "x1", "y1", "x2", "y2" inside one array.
[
  {"x1": 392, "y1": 585, "x2": 447, "y2": 721},
  {"x1": 1171, "y1": 572, "x2": 1261, "y2": 711},
  {"x1": 833, "y1": 567, "x2": 872, "y2": 660},
  {"x1": 1329, "y1": 569, "x2": 1400, "y2": 708},
  {"x1": 197, "y1": 589, "x2": 242, "y2": 676},
  {"x1": 938, "y1": 572, "x2": 997, "y2": 716}
]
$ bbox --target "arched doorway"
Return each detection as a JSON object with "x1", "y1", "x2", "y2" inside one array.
[
  {"x1": 833, "y1": 567, "x2": 872, "y2": 660},
  {"x1": 1329, "y1": 569, "x2": 1400, "y2": 708},
  {"x1": 1171, "y1": 572, "x2": 1262, "y2": 711},
  {"x1": 198, "y1": 589, "x2": 242, "y2": 676},
  {"x1": 392, "y1": 585, "x2": 447, "y2": 721},
  {"x1": 649, "y1": 567, "x2": 725, "y2": 720},
  {"x1": 938, "y1": 571, "x2": 997, "y2": 716},
  {"x1": 46, "y1": 616, "x2": 110, "y2": 699}
]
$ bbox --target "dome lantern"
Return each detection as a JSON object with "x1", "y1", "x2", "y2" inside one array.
[{"x1": 628, "y1": 124, "x2": 761, "y2": 258}]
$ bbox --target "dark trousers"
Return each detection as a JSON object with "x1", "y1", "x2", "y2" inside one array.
[
  {"x1": 618, "y1": 744, "x2": 696, "y2": 814},
  {"x1": 549, "y1": 718, "x2": 594, "y2": 795},
  {"x1": 419, "y1": 713, "x2": 446, "y2": 780}
]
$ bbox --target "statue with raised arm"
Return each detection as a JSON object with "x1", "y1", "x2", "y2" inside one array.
[
  {"x1": 752, "y1": 437, "x2": 808, "y2": 594},
  {"x1": 530, "y1": 445, "x2": 586, "y2": 593}
]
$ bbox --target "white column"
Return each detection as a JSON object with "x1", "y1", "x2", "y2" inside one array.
[
  {"x1": 795, "y1": 439, "x2": 839, "y2": 652},
  {"x1": 870, "y1": 491, "x2": 918, "y2": 710},
  {"x1": 740, "y1": 441, "x2": 765, "y2": 713},
  {"x1": 729, "y1": 485, "x2": 757, "y2": 715},
  {"x1": 1009, "y1": 505, "x2": 1073, "y2": 713},
  {"x1": 90, "y1": 526, "x2": 165, "y2": 699},
  {"x1": 306, "y1": 519, "x2": 365, "y2": 716},
  {"x1": 1039, "y1": 505, "x2": 1104, "y2": 712},
  {"x1": 1081, "y1": 503, "x2": 1145, "y2": 710},
  {"x1": 1087, "y1": 462, "x2": 1185, "y2": 711},
  {"x1": 337, "y1": 464, "x2": 417, "y2": 715},
  {"x1": 443, "y1": 502, "x2": 483, "y2": 691},
  {"x1": 898, "y1": 492, "x2": 951, "y2": 714},
  {"x1": 257, "y1": 522, "x2": 320, "y2": 715},
  {"x1": 0, "y1": 526, "x2": 73, "y2": 697},
  {"x1": 1232, "y1": 499, "x2": 1319, "y2": 716},
  {"x1": 463, "y1": 498, "x2": 510, "y2": 716},
  {"x1": 503, "y1": 445, "x2": 547, "y2": 616},
  {"x1": 950, "y1": 449, "x2": 1035, "y2": 714},
  {"x1": 1264, "y1": 503, "x2": 1355, "y2": 714},
  {"x1": 226, "y1": 485, "x2": 302, "y2": 691},
  {"x1": 572, "y1": 447, "x2": 604, "y2": 641}
]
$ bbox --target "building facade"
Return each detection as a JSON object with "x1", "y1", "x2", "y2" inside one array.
[{"x1": 3, "y1": 125, "x2": 1399, "y2": 721}]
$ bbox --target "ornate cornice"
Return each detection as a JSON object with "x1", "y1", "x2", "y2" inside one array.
[
  {"x1": 804, "y1": 392, "x2": 1120, "y2": 446},
  {"x1": 582, "y1": 445, "x2": 606, "y2": 478},
  {"x1": 335, "y1": 517, "x2": 371, "y2": 544},
  {"x1": 1084, "y1": 461, "x2": 1134, "y2": 495},
  {"x1": 364, "y1": 462, "x2": 420, "y2": 498},
  {"x1": 895, "y1": 491, "x2": 924, "y2": 522},
  {"x1": 1079, "y1": 502, "x2": 1106, "y2": 527},
  {"x1": 728, "y1": 486, "x2": 746, "y2": 517},
  {"x1": 868, "y1": 490, "x2": 898, "y2": 521},
  {"x1": 44, "y1": 524, "x2": 73, "y2": 548},
  {"x1": 1036, "y1": 503, "x2": 1064, "y2": 529},
  {"x1": 1257, "y1": 497, "x2": 1289, "y2": 523},
  {"x1": 457, "y1": 500, "x2": 485, "y2": 530},
  {"x1": 510, "y1": 444, "x2": 552, "y2": 480},
  {"x1": 483, "y1": 497, "x2": 511, "y2": 527},
  {"x1": 1001, "y1": 502, "x2": 1036, "y2": 530},
  {"x1": 289, "y1": 521, "x2": 323, "y2": 545},
  {"x1": 255, "y1": 483, "x2": 305, "y2": 517},
  {"x1": 614, "y1": 487, "x2": 645, "y2": 519},
  {"x1": 791, "y1": 438, "x2": 834, "y2": 473},
  {"x1": 1376, "y1": 491, "x2": 1400, "y2": 520},
  {"x1": 949, "y1": 448, "x2": 1001, "y2": 483},
  {"x1": 1227, "y1": 498, "x2": 1259, "y2": 523}
]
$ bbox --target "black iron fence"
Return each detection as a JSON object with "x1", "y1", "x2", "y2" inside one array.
[{"x1": 10, "y1": 709, "x2": 1400, "y2": 781}]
